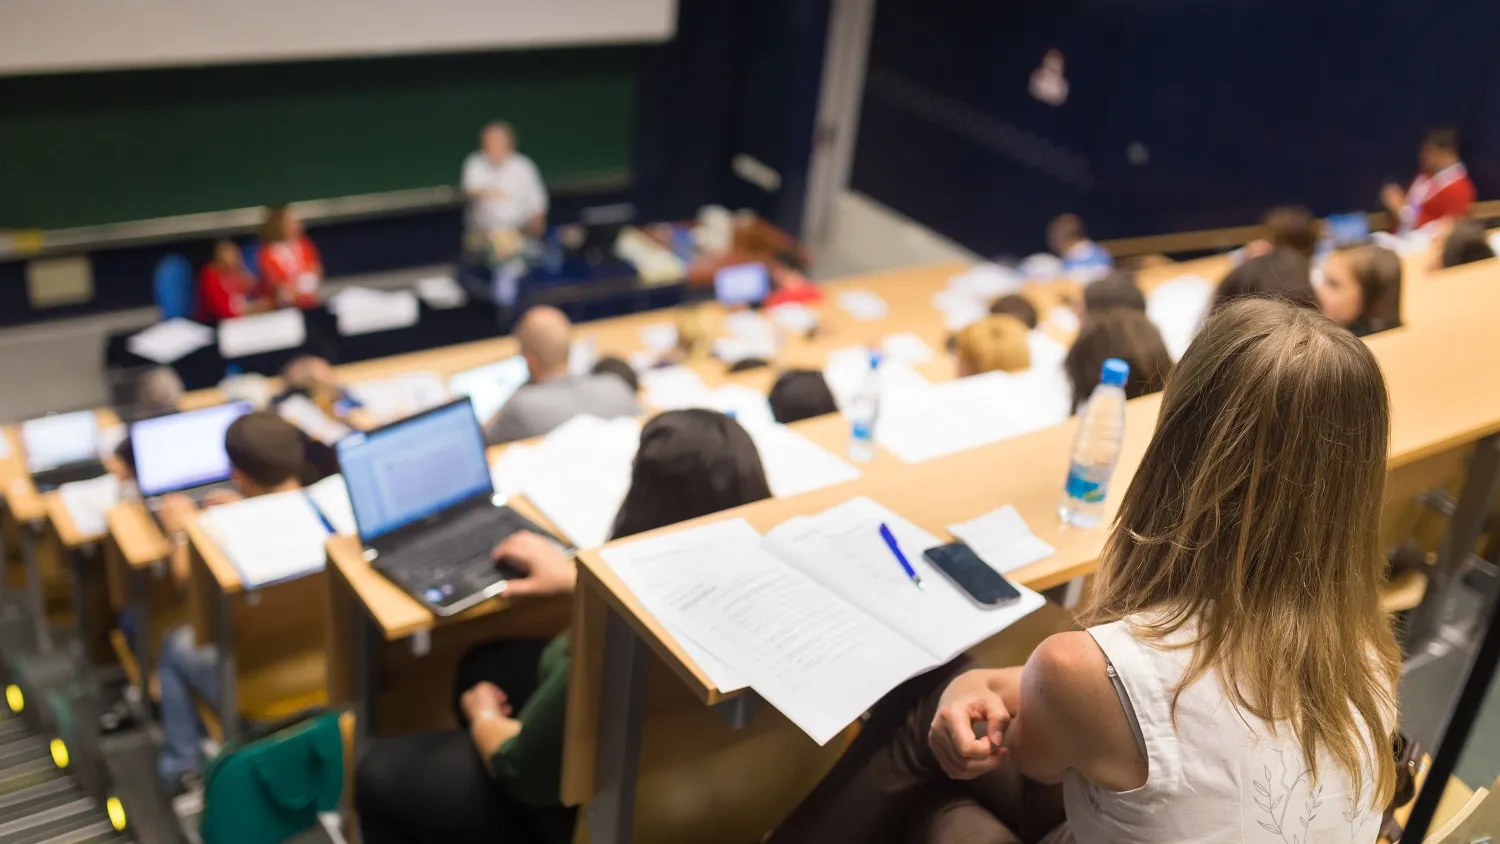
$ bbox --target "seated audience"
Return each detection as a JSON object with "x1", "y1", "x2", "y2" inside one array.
[
  {"x1": 276, "y1": 355, "x2": 351, "y2": 413},
  {"x1": 485, "y1": 306, "x2": 641, "y2": 445},
  {"x1": 762, "y1": 262, "x2": 823, "y2": 310},
  {"x1": 131, "y1": 366, "x2": 185, "y2": 419},
  {"x1": 153, "y1": 412, "x2": 305, "y2": 792},
  {"x1": 989, "y1": 294, "x2": 1039, "y2": 329},
  {"x1": 768, "y1": 370, "x2": 839, "y2": 424},
  {"x1": 463, "y1": 121, "x2": 549, "y2": 246},
  {"x1": 766, "y1": 299, "x2": 1399, "y2": 844},
  {"x1": 356, "y1": 409, "x2": 773, "y2": 844},
  {"x1": 257, "y1": 205, "x2": 323, "y2": 309},
  {"x1": 654, "y1": 306, "x2": 714, "y2": 369},
  {"x1": 1439, "y1": 218, "x2": 1496, "y2": 268},
  {"x1": 590, "y1": 356, "x2": 640, "y2": 395},
  {"x1": 1382, "y1": 126, "x2": 1476, "y2": 233},
  {"x1": 1081, "y1": 271, "x2": 1146, "y2": 315},
  {"x1": 1211, "y1": 248, "x2": 1318, "y2": 314},
  {"x1": 196, "y1": 239, "x2": 268, "y2": 321},
  {"x1": 1319, "y1": 245, "x2": 1403, "y2": 336},
  {"x1": 955, "y1": 315, "x2": 1032, "y2": 377},
  {"x1": 1048, "y1": 213, "x2": 1113, "y2": 282},
  {"x1": 1064, "y1": 309, "x2": 1172, "y2": 412},
  {"x1": 1245, "y1": 205, "x2": 1318, "y2": 260}
]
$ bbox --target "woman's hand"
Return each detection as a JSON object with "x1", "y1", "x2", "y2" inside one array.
[
  {"x1": 928, "y1": 669, "x2": 1010, "y2": 779},
  {"x1": 493, "y1": 531, "x2": 576, "y2": 598}
]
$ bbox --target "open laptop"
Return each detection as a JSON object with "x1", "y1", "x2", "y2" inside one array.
[
  {"x1": 22, "y1": 411, "x2": 107, "y2": 491},
  {"x1": 714, "y1": 262, "x2": 771, "y2": 307},
  {"x1": 336, "y1": 398, "x2": 567, "y2": 616},
  {"x1": 130, "y1": 402, "x2": 253, "y2": 505},
  {"x1": 446, "y1": 355, "x2": 531, "y2": 424}
]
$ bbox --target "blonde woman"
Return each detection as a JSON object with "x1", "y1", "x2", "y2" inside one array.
[
  {"x1": 955, "y1": 314, "x2": 1031, "y2": 377},
  {"x1": 769, "y1": 298, "x2": 1399, "y2": 843}
]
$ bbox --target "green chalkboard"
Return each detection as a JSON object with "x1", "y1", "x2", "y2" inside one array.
[{"x1": 0, "y1": 46, "x2": 640, "y2": 230}]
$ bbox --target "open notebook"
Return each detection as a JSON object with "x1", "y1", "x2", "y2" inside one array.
[
  {"x1": 600, "y1": 496, "x2": 1044, "y2": 744},
  {"x1": 196, "y1": 474, "x2": 357, "y2": 588}
]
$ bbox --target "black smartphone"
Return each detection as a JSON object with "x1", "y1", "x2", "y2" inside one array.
[{"x1": 923, "y1": 542, "x2": 1023, "y2": 607}]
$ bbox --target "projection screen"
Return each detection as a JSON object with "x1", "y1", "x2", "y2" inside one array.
[{"x1": 0, "y1": 0, "x2": 676, "y2": 76}]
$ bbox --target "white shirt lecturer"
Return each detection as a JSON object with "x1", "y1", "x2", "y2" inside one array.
[{"x1": 462, "y1": 151, "x2": 549, "y2": 234}]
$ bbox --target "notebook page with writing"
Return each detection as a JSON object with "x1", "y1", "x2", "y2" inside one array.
[
  {"x1": 197, "y1": 490, "x2": 330, "y2": 588},
  {"x1": 519, "y1": 415, "x2": 640, "y2": 550},
  {"x1": 763, "y1": 497, "x2": 1045, "y2": 663},
  {"x1": 601, "y1": 519, "x2": 932, "y2": 744}
]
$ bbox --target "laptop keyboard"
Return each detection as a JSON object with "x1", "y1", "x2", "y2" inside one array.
[{"x1": 380, "y1": 506, "x2": 542, "y2": 603}]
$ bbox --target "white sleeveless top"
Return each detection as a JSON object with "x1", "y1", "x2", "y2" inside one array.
[{"x1": 1055, "y1": 616, "x2": 1385, "y2": 844}]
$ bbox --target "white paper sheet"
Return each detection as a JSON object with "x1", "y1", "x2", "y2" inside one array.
[
  {"x1": 765, "y1": 497, "x2": 1046, "y2": 663},
  {"x1": 931, "y1": 290, "x2": 988, "y2": 332},
  {"x1": 126, "y1": 318, "x2": 215, "y2": 364},
  {"x1": 518, "y1": 415, "x2": 641, "y2": 550},
  {"x1": 197, "y1": 490, "x2": 330, "y2": 588},
  {"x1": 1020, "y1": 253, "x2": 1063, "y2": 281},
  {"x1": 836, "y1": 290, "x2": 889, "y2": 321},
  {"x1": 881, "y1": 332, "x2": 935, "y2": 366},
  {"x1": 1146, "y1": 275, "x2": 1213, "y2": 361},
  {"x1": 947, "y1": 506, "x2": 1056, "y2": 575},
  {"x1": 21, "y1": 411, "x2": 99, "y2": 472},
  {"x1": 414, "y1": 275, "x2": 467, "y2": 310},
  {"x1": 97, "y1": 424, "x2": 127, "y2": 462},
  {"x1": 218, "y1": 309, "x2": 306, "y2": 358},
  {"x1": 746, "y1": 423, "x2": 861, "y2": 498},
  {"x1": 946, "y1": 263, "x2": 1022, "y2": 300},
  {"x1": 706, "y1": 384, "x2": 777, "y2": 430},
  {"x1": 488, "y1": 443, "x2": 538, "y2": 498},
  {"x1": 767, "y1": 303, "x2": 818, "y2": 334},
  {"x1": 640, "y1": 366, "x2": 713, "y2": 411},
  {"x1": 347, "y1": 373, "x2": 449, "y2": 424},
  {"x1": 569, "y1": 338, "x2": 598, "y2": 376},
  {"x1": 1047, "y1": 306, "x2": 1080, "y2": 335},
  {"x1": 447, "y1": 357, "x2": 531, "y2": 424},
  {"x1": 334, "y1": 289, "x2": 420, "y2": 336},
  {"x1": 602, "y1": 519, "x2": 932, "y2": 743},
  {"x1": 57, "y1": 474, "x2": 121, "y2": 539},
  {"x1": 639, "y1": 323, "x2": 679, "y2": 352},
  {"x1": 1025, "y1": 331, "x2": 1068, "y2": 372},
  {"x1": 305, "y1": 474, "x2": 357, "y2": 536},
  {"x1": 822, "y1": 347, "x2": 932, "y2": 414},
  {"x1": 872, "y1": 370, "x2": 1070, "y2": 464},
  {"x1": 276, "y1": 394, "x2": 354, "y2": 445}
]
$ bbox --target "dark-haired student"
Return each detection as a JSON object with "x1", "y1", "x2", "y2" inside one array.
[
  {"x1": 590, "y1": 356, "x2": 640, "y2": 395},
  {"x1": 154, "y1": 412, "x2": 306, "y2": 791},
  {"x1": 355, "y1": 409, "x2": 772, "y2": 844},
  {"x1": 1063, "y1": 309, "x2": 1172, "y2": 412},
  {"x1": 1210, "y1": 249, "x2": 1319, "y2": 314},
  {"x1": 1081, "y1": 271, "x2": 1145, "y2": 316},
  {"x1": 1319, "y1": 245, "x2": 1403, "y2": 336},
  {"x1": 1048, "y1": 214, "x2": 1113, "y2": 282},
  {"x1": 197, "y1": 239, "x2": 270, "y2": 321},
  {"x1": 1439, "y1": 218, "x2": 1496, "y2": 269},
  {"x1": 769, "y1": 370, "x2": 839, "y2": 424},
  {"x1": 257, "y1": 205, "x2": 323, "y2": 309},
  {"x1": 989, "y1": 294, "x2": 1039, "y2": 330},
  {"x1": 1245, "y1": 205, "x2": 1318, "y2": 260},
  {"x1": 1382, "y1": 126, "x2": 1476, "y2": 233}
]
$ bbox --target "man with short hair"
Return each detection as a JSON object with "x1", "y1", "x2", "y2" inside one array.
[
  {"x1": 1383, "y1": 127, "x2": 1476, "y2": 233},
  {"x1": 154, "y1": 411, "x2": 305, "y2": 792},
  {"x1": 462, "y1": 121, "x2": 549, "y2": 241},
  {"x1": 484, "y1": 306, "x2": 641, "y2": 445},
  {"x1": 1047, "y1": 213, "x2": 1113, "y2": 282}
]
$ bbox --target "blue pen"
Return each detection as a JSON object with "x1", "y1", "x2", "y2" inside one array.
[{"x1": 878, "y1": 522, "x2": 924, "y2": 590}]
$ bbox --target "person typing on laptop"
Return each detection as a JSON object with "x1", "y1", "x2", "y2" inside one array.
[
  {"x1": 153, "y1": 411, "x2": 305, "y2": 793},
  {"x1": 483, "y1": 306, "x2": 640, "y2": 445}
]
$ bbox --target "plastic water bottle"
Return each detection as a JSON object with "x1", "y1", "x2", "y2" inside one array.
[
  {"x1": 847, "y1": 350, "x2": 882, "y2": 463},
  {"x1": 1058, "y1": 358, "x2": 1130, "y2": 528}
]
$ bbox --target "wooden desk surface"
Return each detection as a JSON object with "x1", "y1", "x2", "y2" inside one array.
[
  {"x1": 106, "y1": 500, "x2": 170, "y2": 569},
  {"x1": 41, "y1": 491, "x2": 100, "y2": 548}
]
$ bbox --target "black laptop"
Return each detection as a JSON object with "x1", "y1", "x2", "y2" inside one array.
[{"x1": 336, "y1": 399, "x2": 568, "y2": 616}]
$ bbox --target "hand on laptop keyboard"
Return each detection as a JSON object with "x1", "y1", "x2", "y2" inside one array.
[{"x1": 492, "y1": 532, "x2": 576, "y2": 599}]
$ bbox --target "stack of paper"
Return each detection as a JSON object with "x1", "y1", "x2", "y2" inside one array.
[
  {"x1": 58, "y1": 474, "x2": 122, "y2": 539},
  {"x1": 347, "y1": 373, "x2": 449, "y2": 424},
  {"x1": 414, "y1": 276, "x2": 467, "y2": 310},
  {"x1": 219, "y1": 309, "x2": 306, "y2": 358},
  {"x1": 746, "y1": 423, "x2": 861, "y2": 498},
  {"x1": 600, "y1": 497, "x2": 1044, "y2": 744},
  {"x1": 276, "y1": 394, "x2": 354, "y2": 445},
  {"x1": 640, "y1": 366, "x2": 713, "y2": 411},
  {"x1": 197, "y1": 490, "x2": 331, "y2": 588},
  {"x1": 305, "y1": 474, "x2": 358, "y2": 535},
  {"x1": 948, "y1": 506, "x2": 1056, "y2": 574},
  {"x1": 126, "y1": 318, "x2": 214, "y2": 364},
  {"x1": 518, "y1": 415, "x2": 642, "y2": 550},
  {"x1": 836, "y1": 290, "x2": 889, "y2": 321},
  {"x1": 331, "y1": 288, "x2": 421, "y2": 336},
  {"x1": 448, "y1": 357, "x2": 530, "y2": 423},
  {"x1": 874, "y1": 370, "x2": 1070, "y2": 464},
  {"x1": 489, "y1": 443, "x2": 538, "y2": 498},
  {"x1": 1147, "y1": 275, "x2": 1213, "y2": 361}
]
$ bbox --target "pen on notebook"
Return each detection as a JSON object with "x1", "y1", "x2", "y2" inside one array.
[{"x1": 878, "y1": 522, "x2": 923, "y2": 590}]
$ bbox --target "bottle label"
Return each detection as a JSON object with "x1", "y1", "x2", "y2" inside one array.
[{"x1": 1064, "y1": 463, "x2": 1106, "y2": 503}]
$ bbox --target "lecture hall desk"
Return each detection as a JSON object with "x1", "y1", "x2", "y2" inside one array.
[{"x1": 560, "y1": 259, "x2": 1500, "y2": 844}]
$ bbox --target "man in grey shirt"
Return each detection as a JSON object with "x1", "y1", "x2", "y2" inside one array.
[{"x1": 484, "y1": 306, "x2": 642, "y2": 444}]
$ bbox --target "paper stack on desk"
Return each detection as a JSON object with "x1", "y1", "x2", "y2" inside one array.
[
  {"x1": 197, "y1": 490, "x2": 334, "y2": 588},
  {"x1": 640, "y1": 366, "x2": 713, "y2": 411},
  {"x1": 746, "y1": 423, "x2": 861, "y2": 498},
  {"x1": 58, "y1": 474, "x2": 122, "y2": 539},
  {"x1": 600, "y1": 496, "x2": 1044, "y2": 744},
  {"x1": 515, "y1": 415, "x2": 642, "y2": 550},
  {"x1": 836, "y1": 290, "x2": 889, "y2": 321},
  {"x1": 219, "y1": 309, "x2": 306, "y2": 358},
  {"x1": 948, "y1": 506, "x2": 1055, "y2": 574},
  {"x1": 127, "y1": 318, "x2": 215, "y2": 364},
  {"x1": 1146, "y1": 276, "x2": 1213, "y2": 361},
  {"x1": 331, "y1": 287, "x2": 421, "y2": 336},
  {"x1": 414, "y1": 276, "x2": 467, "y2": 310},
  {"x1": 874, "y1": 370, "x2": 1070, "y2": 464}
]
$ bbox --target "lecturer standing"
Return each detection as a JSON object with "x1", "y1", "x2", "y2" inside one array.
[
  {"x1": 463, "y1": 121, "x2": 549, "y2": 242},
  {"x1": 1381, "y1": 126, "x2": 1476, "y2": 234}
]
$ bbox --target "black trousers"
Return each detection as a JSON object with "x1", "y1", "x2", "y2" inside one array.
[{"x1": 355, "y1": 638, "x2": 552, "y2": 844}]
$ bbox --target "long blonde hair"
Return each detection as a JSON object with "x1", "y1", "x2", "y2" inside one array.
[{"x1": 1078, "y1": 298, "x2": 1400, "y2": 808}]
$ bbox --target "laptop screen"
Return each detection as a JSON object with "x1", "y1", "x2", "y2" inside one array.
[
  {"x1": 336, "y1": 399, "x2": 493, "y2": 542},
  {"x1": 446, "y1": 356, "x2": 530, "y2": 424},
  {"x1": 131, "y1": 402, "x2": 253, "y2": 497},
  {"x1": 21, "y1": 411, "x2": 100, "y2": 473},
  {"x1": 714, "y1": 262, "x2": 770, "y2": 307},
  {"x1": 1325, "y1": 213, "x2": 1370, "y2": 248}
]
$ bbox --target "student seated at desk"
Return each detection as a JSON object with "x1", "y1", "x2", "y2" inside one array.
[
  {"x1": 1048, "y1": 214, "x2": 1113, "y2": 283},
  {"x1": 129, "y1": 366, "x2": 185, "y2": 420},
  {"x1": 1244, "y1": 205, "x2": 1318, "y2": 261},
  {"x1": 257, "y1": 205, "x2": 323, "y2": 309},
  {"x1": 989, "y1": 294, "x2": 1039, "y2": 329},
  {"x1": 356, "y1": 409, "x2": 773, "y2": 844},
  {"x1": 1080, "y1": 272, "x2": 1145, "y2": 316},
  {"x1": 275, "y1": 355, "x2": 354, "y2": 413},
  {"x1": 1064, "y1": 310, "x2": 1171, "y2": 413},
  {"x1": 1210, "y1": 249, "x2": 1318, "y2": 315},
  {"x1": 1438, "y1": 218, "x2": 1496, "y2": 268},
  {"x1": 484, "y1": 306, "x2": 641, "y2": 445},
  {"x1": 590, "y1": 356, "x2": 640, "y2": 395},
  {"x1": 1318, "y1": 245, "x2": 1403, "y2": 337},
  {"x1": 152, "y1": 412, "x2": 305, "y2": 792},
  {"x1": 955, "y1": 315, "x2": 1031, "y2": 377},
  {"x1": 769, "y1": 370, "x2": 839, "y2": 424},
  {"x1": 196, "y1": 239, "x2": 270, "y2": 322},
  {"x1": 768, "y1": 299, "x2": 1400, "y2": 844}
]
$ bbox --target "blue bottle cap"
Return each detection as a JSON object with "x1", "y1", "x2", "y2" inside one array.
[
  {"x1": 1100, "y1": 358, "x2": 1130, "y2": 387},
  {"x1": 867, "y1": 349, "x2": 883, "y2": 369}
]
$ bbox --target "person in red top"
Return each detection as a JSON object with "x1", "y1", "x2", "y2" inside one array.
[
  {"x1": 1382, "y1": 126, "x2": 1476, "y2": 233},
  {"x1": 196, "y1": 239, "x2": 269, "y2": 321},
  {"x1": 256, "y1": 205, "x2": 324, "y2": 309}
]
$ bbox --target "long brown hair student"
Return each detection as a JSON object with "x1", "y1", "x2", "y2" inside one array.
[
  {"x1": 1319, "y1": 244, "x2": 1403, "y2": 336},
  {"x1": 1063, "y1": 309, "x2": 1172, "y2": 412},
  {"x1": 768, "y1": 299, "x2": 1398, "y2": 844}
]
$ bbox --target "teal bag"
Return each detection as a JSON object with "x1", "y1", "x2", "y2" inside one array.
[{"x1": 199, "y1": 709, "x2": 344, "y2": 844}]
